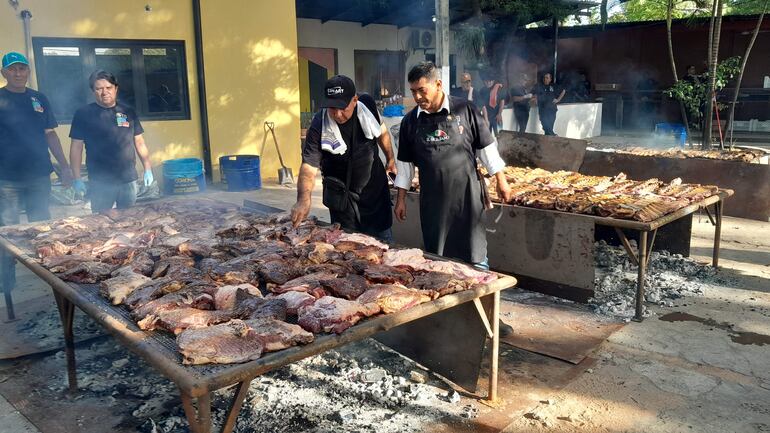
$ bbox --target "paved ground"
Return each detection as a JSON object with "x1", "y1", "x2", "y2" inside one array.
[{"x1": 1, "y1": 177, "x2": 768, "y2": 433}]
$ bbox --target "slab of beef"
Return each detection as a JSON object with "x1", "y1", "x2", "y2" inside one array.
[
  {"x1": 258, "y1": 260, "x2": 305, "y2": 285},
  {"x1": 363, "y1": 264, "x2": 414, "y2": 285},
  {"x1": 209, "y1": 261, "x2": 257, "y2": 285},
  {"x1": 273, "y1": 271, "x2": 338, "y2": 296},
  {"x1": 37, "y1": 241, "x2": 71, "y2": 258},
  {"x1": 245, "y1": 318, "x2": 314, "y2": 352},
  {"x1": 293, "y1": 242, "x2": 343, "y2": 264},
  {"x1": 97, "y1": 245, "x2": 138, "y2": 266},
  {"x1": 124, "y1": 277, "x2": 186, "y2": 310},
  {"x1": 138, "y1": 307, "x2": 233, "y2": 334},
  {"x1": 177, "y1": 319, "x2": 264, "y2": 365},
  {"x1": 342, "y1": 245, "x2": 383, "y2": 263},
  {"x1": 382, "y1": 248, "x2": 426, "y2": 269},
  {"x1": 178, "y1": 241, "x2": 215, "y2": 258},
  {"x1": 267, "y1": 291, "x2": 316, "y2": 315},
  {"x1": 42, "y1": 254, "x2": 92, "y2": 273},
  {"x1": 279, "y1": 225, "x2": 317, "y2": 246},
  {"x1": 214, "y1": 284, "x2": 261, "y2": 310},
  {"x1": 197, "y1": 257, "x2": 222, "y2": 274},
  {"x1": 412, "y1": 260, "x2": 497, "y2": 285},
  {"x1": 118, "y1": 251, "x2": 155, "y2": 276},
  {"x1": 304, "y1": 263, "x2": 348, "y2": 275},
  {"x1": 234, "y1": 291, "x2": 288, "y2": 321},
  {"x1": 132, "y1": 283, "x2": 217, "y2": 320},
  {"x1": 319, "y1": 275, "x2": 369, "y2": 300},
  {"x1": 407, "y1": 271, "x2": 469, "y2": 297},
  {"x1": 297, "y1": 296, "x2": 380, "y2": 334},
  {"x1": 59, "y1": 261, "x2": 115, "y2": 284},
  {"x1": 357, "y1": 284, "x2": 431, "y2": 314},
  {"x1": 151, "y1": 256, "x2": 197, "y2": 279},
  {"x1": 334, "y1": 233, "x2": 389, "y2": 251},
  {"x1": 307, "y1": 224, "x2": 343, "y2": 244},
  {"x1": 100, "y1": 272, "x2": 152, "y2": 305}
]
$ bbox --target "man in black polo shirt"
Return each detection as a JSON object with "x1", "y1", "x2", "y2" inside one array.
[
  {"x1": 69, "y1": 70, "x2": 153, "y2": 213},
  {"x1": 1, "y1": 51, "x2": 73, "y2": 313},
  {"x1": 290, "y1": 75, "x2": 396, "y2": 241}
]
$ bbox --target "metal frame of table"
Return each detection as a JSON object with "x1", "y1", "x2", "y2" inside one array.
[
  {"x1": 0, "y1": 203, "x2": 517, "y2": 433},
  {"x1": 392, "y1": 189, "x2": 731, "y2": 322}
]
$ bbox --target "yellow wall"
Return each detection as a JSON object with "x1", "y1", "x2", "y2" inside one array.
[
  {"x1": 1, "y1": 0, "x2": 301, "y2": 182},
  {"x1": 0, "y1": 0, "x2": 203, "y2": 177},
  {"x1": 200, "y1": 0, "x2": 301, "y2": 180}
]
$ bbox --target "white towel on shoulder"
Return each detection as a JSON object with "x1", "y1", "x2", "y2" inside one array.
[{"x1": 320, "y1": 101, "x2": 381, "y2": 155}]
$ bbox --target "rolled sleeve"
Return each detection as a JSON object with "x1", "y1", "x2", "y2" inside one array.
[
  {"x1": 394, "y1": 160, "x2": 414, "y2": 190},
  {"x1": 477, "y1": 141, "x2": 506, "y2": 176}
]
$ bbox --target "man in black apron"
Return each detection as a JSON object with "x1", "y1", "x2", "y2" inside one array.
[
  {"x1": 394, "y1": 62, "x2": 512, "y2": 267},
  {"x1": 291, "y1": 75, "x2": 396, "y2": 241}
]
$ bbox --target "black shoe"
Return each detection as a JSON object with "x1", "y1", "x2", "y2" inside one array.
[{"x1": 499, "y1": 320, "x2": 514, "y2": 338}]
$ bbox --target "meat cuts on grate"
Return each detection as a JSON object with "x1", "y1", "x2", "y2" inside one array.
[
  {"x1": 382, "y1": 248, "x2": 426, "y2": 269},
  {"x1": 319, "y1": 275, "x2": 370, "y2": 300},
  {"x1": 42, "y1": 254, "x2": 92, "y2": 273},
  {"x1": 412, "y1": 260, "x2": 496, "y2": 285},
  {"x1": 177, "y1": 319, "x2": 264, "y2": 365},
  {"x1": 234, "y1": 292, "x2": 288, "y2": 321},
  {"x1": 342, "y1": 245, "x2": 384, "y2": 263},
  {"x1": 100, "y1": 272, "x2": 152, "y2": 305},
  {"x1": 409, "y1": 271, "x2": 469, "y2": 297},
  {"x1": 138, "y1": 307, "x2": 233, "y2": 334},
  {"x1": 258, "y1": 260, "x2": 305, "y2": 285},
  {"x1": 124, "y1": 277, "x2": 186, "y2": 310},
  {"x1": 297, "y1": 296, "x2": 380, "y2": 334},
  {"x1": 59, "y1": 261, "x2": 115, "y2": 284},
  {"x1": 273, "y1": 271, "x2": 338, "y2": 295},
  {"x1": 132, "y1": 284, "x2": 217, "y2": 321},
  {"x1": 363, "y1": 264, "x2": 414, "y2": 285},
  {"x1": 245, "y1": 318, "x2": 314, "y2": 352},
  {"x1": 151, "y1": 256, "x2": 197, "y2": 279},
  {"x1": 37, "y1": 241, "x2": 71, "y2": 258},
  {"x1": 293, "y1": 242, "x2": 344, "y2": 264},
  {"x1": 356, "y1": 284, "x2": 431, "y2": 314},
  {"x1": 334, "y1": 233, "x2": 389, "y2": 250},
  {"x1": 178, "y1": 241, "x2": 215, "y2": 258},
  {"x1": 213, "y1": 284, "x2": 261, "y2": 310},
  {"x1": 267, "y1": 291, "x2": 316, "y2": 315}
]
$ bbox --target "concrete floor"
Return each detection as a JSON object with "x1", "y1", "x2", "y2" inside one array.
[{"x1": 1, "y1": 178, "x2": 769, "y2": 433}]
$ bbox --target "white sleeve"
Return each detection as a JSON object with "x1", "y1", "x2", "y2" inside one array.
[
  {"x1": 477, "y1": 141, "x2": 506, "y2": 176},
  {"x1": 394, "y1": 160, "x2": 415, "y2": 190}
]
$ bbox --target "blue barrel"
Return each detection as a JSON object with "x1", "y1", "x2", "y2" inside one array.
[
  {"x1": 654, "y1": 123, "x2": 687, "y2": 147},
  {"x1": 162, "y1": 158, "x2": 206, "y2": 195},
  {"x1": 220, "y1": 155, "x2": 261, "y2": 191}
]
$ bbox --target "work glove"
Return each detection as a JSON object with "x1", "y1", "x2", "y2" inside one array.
[
  {"x1": 143, "y1": 169, "x2": 154, "y2": 187},
  {"x1": 72, "y1": 179, "x2": 87, "y2": 196}
]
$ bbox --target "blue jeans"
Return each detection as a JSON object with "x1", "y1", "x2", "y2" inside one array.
[
  {"x1": 0, "y1": 177, "x2": 52, "y2": 293},
  {"x1": 473, "y1": 257, "x2": 490, "y2": 271},
  {"x1": 89, "y1": 180, "x2": 137, "y2": 213},
  {"x1": 368, "y1": 227, "x2": 393, "y2": 244}
]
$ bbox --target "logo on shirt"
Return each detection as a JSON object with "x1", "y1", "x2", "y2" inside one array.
[
  {"x1": 116, "y1": 112, "x2": 130, "y2": 127},
  {"x1": 326, "y1": 86, "x2": 344, "y2": 96},
  {"x1": 30, "y1": 97, "x2": 44, "y2": 113},
  {"x1": 425, "y1": 129, "x2": 449, "y2": 142}
]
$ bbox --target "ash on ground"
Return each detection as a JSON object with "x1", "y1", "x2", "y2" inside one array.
[
  {"x1": 37, "y1": 336, "x2": 476, "y2": 433},
  {"x1": 590, "y1": 241, "x2": 722, "y2": 318}
]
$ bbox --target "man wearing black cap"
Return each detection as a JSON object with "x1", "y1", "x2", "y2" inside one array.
[
  {"x1": 0, "y1": 51, "x2": 73, "y2": 315},
  {"x1": 291, "y1": 75, "x2": 396, "y2": 241}
]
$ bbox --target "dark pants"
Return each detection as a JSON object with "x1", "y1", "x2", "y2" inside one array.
[
  {"x1": 540, "y1": 109, "x2": 557, "y2": 136},
  {"x1": 89, "y1": 180, "x2": 137, "y2": 213},
  {"x1": 0, "y1": 177, "x2": 52, "y2": 295},
  {"x1": 514, "y1": 107, "x2": 529, "y2": 133}
]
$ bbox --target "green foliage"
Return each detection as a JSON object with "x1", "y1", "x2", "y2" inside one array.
[
  {"x1": 665, "y1": 56, "x2": 741, "y2": 119},
  {"x1": 454, "y1": 23, "x2": 488, "y2": 66},
  {"x1": 483, "y1": 0, "x2": 576, "y2": 21},
  {"x1": 606, "y1": 0, "x2": 767, "y2": 23}
]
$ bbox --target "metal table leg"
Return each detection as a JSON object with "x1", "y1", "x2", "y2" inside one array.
[
  {"x1": 1, "y1": 250, "x2": 15, "y2": 321},
  {"x1": 221, "y1": 380, "x2": 252, "y2": 433},
  {"x1": 53, "y1": 291, "x2": 77, "y2": 392},
  {"x1": 181, "y1": 392, "x2": 213, "y2": 433},
  {"x1": 634, "y1": 231, "x2": 649, "y2": 322},
  {"x1": 712, "y1": 200, "x2": 723, "y2": 267}
]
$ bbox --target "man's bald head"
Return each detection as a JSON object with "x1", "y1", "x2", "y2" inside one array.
[{"x1": 461, "y1": 72, "x2": 472, "y2": 91}]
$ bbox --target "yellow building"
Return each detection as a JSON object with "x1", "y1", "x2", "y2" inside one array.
[{"x1": 0, "y1": 0, "x2": 301, "y2": 182}]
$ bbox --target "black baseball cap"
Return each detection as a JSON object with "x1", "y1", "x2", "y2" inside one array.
[{"x1": 321, "y1": 75, "x2": 356, "y2": 109}]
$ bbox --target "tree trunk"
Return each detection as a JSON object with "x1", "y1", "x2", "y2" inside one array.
[
  {"x1": 703, "y1": 0, "x2": 723, "y2": 149},
  {"x1": 601, "y1": 0, "x2": 608, "y2": 30},
  {"x1": 665, "y1": 0, "x2": 692, "y2": 146},
  {"x1": 727, "y1": 0, "x2": 766, "y2": 149}
]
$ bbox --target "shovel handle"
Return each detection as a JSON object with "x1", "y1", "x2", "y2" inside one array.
[{"x1": 264, "y1": 122, "x2": 287, "y2": 168}]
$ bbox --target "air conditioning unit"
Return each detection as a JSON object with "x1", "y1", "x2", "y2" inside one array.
[{"x1": 411, "y1": 30, "x2": 435, "y2": 50}]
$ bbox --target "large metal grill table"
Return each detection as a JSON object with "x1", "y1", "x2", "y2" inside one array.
[
  {"x1": 391, "y1": 190, "x2": 732, "y2": 321},
  {"x1": 0, "y1": 200, "x2": 517, "y2": 433}
]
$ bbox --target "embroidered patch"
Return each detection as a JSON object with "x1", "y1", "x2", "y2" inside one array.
[
  {"x1": 425, "y1": 129, "x2": 449, "y2": 142},
  {"x1": 116, "y1": 112, "x2": 129, "y2": 127},
  {"x1": 30, "y1": 97, "x2": 44, "y2": 113}
]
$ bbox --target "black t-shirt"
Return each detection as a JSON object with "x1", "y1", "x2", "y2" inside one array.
[
  {"x1": 509, "y1": 86, "x2": 531, "y2": 111},
  {"x1": 535, "y1": 83, "x2": 562, "y2": 112},
  {"x1": 0, "y1": 87, "x2": 57, "y2": 181},
  {"x1": 302, "y1": 93, "x2": 391, "y2": 231},
  {"x1": 70, "y1": 102, "x2": 144, "y2": 183}
]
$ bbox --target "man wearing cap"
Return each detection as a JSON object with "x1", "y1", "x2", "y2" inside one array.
[
  {"x1": 291, "y1": 75, "x2": 396, "y2": 241},
  {"x1": 68, "y1": 70, "x2": 153, "y2": 213},
  {"x1": 0, "y1": 51, "x2": 73, "y2": 306}
]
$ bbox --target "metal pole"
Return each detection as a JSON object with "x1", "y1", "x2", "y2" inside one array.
[
  {"x1": 192, "y1": 0, "x2": 214, "y2": 183},
  {"x1": 435, "y1": 0, "x2": 450, "y2": 86},
  {"x1": 712, "y1": 201, "x2": 723, "y2": 267},
  {"x1": 489, "y1": 291, "x2": 500, "y2": 401},
  {"x1": 635, "y1": 231, "x2": 648, "y2": 321},
  {"x1": 1, "y1": 249, "x2": 15, "y2": 321},
  {"x1": 20, "y1": 10, "x2": 37, "y2": 90},
  {"x1": 552, "y1": 17, "x2": 559, "y2": 81}
]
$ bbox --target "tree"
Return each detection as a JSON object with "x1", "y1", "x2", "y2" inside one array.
[
  {"x1": 703, "y1": 0, "x2": 724, "y2": 148},
  {"x1": 665, "y1": 0, "x2": 693, "y2": 146}
]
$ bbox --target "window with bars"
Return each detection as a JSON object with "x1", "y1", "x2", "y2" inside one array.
[{"x1": 32, "y1": 37, "x2": 190, "y2": 123}]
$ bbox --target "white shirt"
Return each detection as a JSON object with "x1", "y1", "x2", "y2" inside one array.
[{"x1": 394, "y1": 93, "x2": 506, "y2": 190}]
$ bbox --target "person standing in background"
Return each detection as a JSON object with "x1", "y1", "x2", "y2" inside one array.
[
  {"x1": 534, "y1": 72, "x2": 565, "y2": 136},
  {"x1": 508, "y1": 74, "x2": 534, "y2": 133},
  {"x1": 457, "y1": 72, "x2": 475, "y2": 102},
  {"x1": 479, "y1": 75, "x2": 505, "y2": 134}
]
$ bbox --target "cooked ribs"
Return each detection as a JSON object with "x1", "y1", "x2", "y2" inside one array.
[
  {"x1": 297, "y1": 296, "x2": 380, "y2": 334},
  {"x1": 356, "y1": 284, "x2": 431, "y2": 314}
]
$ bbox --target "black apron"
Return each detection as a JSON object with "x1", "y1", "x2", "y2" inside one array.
[{"x1": 410, "y1": 110, "x2": 487, "y2": 264}]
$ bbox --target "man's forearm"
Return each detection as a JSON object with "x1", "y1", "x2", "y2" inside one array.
[
  {"x1": 46, "y1": 131, "x2": 70, "y2": 171},
  {"x1": 396, "y1": 187, "x2": 407, "y2": 203},
  {"x1": 134, "y1": 135, "x2": 153, "y2": 170},
  {"x1": 69, "y1": 141, "x2": 84, "y2": 178},
  {"x1": 296, "y1": 163, "x2": 317, "y2": 202}
]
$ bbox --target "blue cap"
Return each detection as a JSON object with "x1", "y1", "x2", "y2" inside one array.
[{"x1": 2, "y1": 52, "x2": 29, "y2": 69}]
